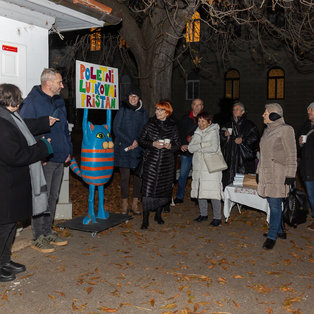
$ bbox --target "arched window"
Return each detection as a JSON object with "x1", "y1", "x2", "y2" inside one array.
[
  {"x1": 90, "y1": 28, "x2": 101, "y2": 51},
  {"x1": 225, "y1": 69, "x2": 240, "y2": 100},
  {"x1": 267, "y1": 67, "x2": 285, "y2": 99},
  {"x1": 186, "y1": 11, "x2": 200, "y2": 43},
  {"x1": 186, "y1": 71, "x2": 200, "y2": 100}
]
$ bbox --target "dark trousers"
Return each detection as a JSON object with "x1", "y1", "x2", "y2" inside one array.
[
  {"x1": 119, "y1": 167, "x2": 142, "y2": 199},
  {"x1": 32, "y1": 161, "x2": 64, "y2": 240},
  {"x1": 0, "y1": 223, "x2": 16, "y2": 265}
]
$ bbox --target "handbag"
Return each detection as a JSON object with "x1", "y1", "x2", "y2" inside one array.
[
  {"x1": 282, "y1": 186, "x2": 309, "y2": 228},
  {"x1": 203, "y1": 150, "x2": 228, "y2": 173},
  {"x1": 133, "y1": 151, "x2": 148, "y2": 178}
]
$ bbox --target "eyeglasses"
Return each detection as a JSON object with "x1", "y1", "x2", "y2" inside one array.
[
  {"x1": 129, "y1": 95, "x2": 139, "y2": 98},
  {"x1": 155, "y1": 108, "x2": 165, "y2": 112}
]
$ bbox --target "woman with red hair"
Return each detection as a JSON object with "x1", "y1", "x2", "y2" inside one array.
[{"x1": 138, "y1": 101, "x2": 180, "y2": 229}]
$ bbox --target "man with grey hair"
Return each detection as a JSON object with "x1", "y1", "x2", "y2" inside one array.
[
  {"x1": 174, "y1": 98, "x2": 204, "y2": 205},
  {"x1": 221, "y1": 102, "x2": 259, "y2": 188},
  {"x1": 297, "y1": 102, "x2": 314, "y2": 231},
  {"x1": 20, "y1": 68, "x2": 72, "y2": 253}
]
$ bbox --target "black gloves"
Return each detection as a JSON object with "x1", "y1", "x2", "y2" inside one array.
[
  {"x1": 284, "y1": 177, "x2": 296, "y2": 185},
  {"x1": 269, "y1": 112, "x2": 282, "y2": 121},
  {"x1": 256, "y1": 173, "x2": 259, "y2": 184}
]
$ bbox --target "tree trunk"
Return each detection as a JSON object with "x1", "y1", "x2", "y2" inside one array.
[{"x1": 139, "y1": 48, "x2": 174, "y2": 116}]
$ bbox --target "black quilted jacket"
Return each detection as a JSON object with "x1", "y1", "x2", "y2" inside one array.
[{"x1": 138, "y1": 116, "x2": 181, "y2": 198}]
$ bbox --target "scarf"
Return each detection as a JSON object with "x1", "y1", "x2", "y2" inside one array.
[{"x1": 0, "y1": 106, "x2": 48, "y2": 216}]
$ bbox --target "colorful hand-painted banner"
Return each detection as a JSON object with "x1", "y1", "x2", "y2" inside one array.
[{"x1": 76, "y1": 60, "x2": 119, "y2": 110}]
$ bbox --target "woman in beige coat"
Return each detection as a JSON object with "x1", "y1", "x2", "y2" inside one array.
[
  {"x1": 257, "y1": 103, "x2": 297, "y2": 249},
  {"x1": 188, "y1": 112, "x2": 224, "y2": 227}
]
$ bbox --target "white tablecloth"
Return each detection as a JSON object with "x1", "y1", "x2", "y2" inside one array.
[{"x1": 223, "y1": 185, "x2": 270, "y2": 222}]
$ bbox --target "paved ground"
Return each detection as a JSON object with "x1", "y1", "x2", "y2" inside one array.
[{"x1": 2, "y1": 200, "x2": 313, "y2": 314}]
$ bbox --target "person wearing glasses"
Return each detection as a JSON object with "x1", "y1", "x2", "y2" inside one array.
[
  {"x1": 113, "y1": 87, "x2": 148, "y2": 215},
  {"x1": 138, "y1": 101, "x2": 180, "y2": 229},
  {"x1": 20, "y1": 68, "x2": 72, "y2": 253}
]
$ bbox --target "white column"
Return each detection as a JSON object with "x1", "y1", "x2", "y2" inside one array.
[{"x1": 55, "y1": 123, "x2": 74, "y2": 220}]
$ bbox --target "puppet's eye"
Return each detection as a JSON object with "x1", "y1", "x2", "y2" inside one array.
[
  {"x1": 96, "y1": 132, "x2": 105, "y2": 139},
  {"x1": 107, "y1": 133, "x2": 110, "y2": 138}
]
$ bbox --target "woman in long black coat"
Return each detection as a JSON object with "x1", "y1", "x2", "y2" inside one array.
[
  {"x1": 0, "y1": 84, "x2": 53, "y2": 282},
  {"x1": 220, "y1": 102, "x2": 259, "y2": 188},
  {"x1": 138, "y1": 101, "x2": 180, "y2": 229},
  {"x1": 113, "y1": 87, "x2": 148, "y2": 214}
]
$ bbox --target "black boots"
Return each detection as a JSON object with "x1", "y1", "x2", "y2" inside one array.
[
  {"x1": 263, "y1": 238, "x2": 276, "y2": 250},
  {"x1": 154, "y1": 207, "x2": 164, "y2": 224},
  {"x1": 141, "y1": 207, "x2": 165, "y2": 229},
  {"x1": 141, "y1": 211, "x2": 149, "y2": 229}
]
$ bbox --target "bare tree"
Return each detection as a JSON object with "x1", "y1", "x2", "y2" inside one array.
[
  {"x1": 53, "y1": 1, "x2": 314, "y2": 114},
  {"x1": 99, "y1": 0, "x2": 313, "y2": 113}
]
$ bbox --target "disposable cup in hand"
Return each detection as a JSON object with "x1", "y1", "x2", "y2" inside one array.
[
  {"x1": 227, "y1": 128, "x2": 233, "y2": 135},
  {"x1": 301, "y1": 135, "x2": 307, "y2": 143},
  {"x1": 164, "y1": 139, "x2": 170, "y2": 144}
]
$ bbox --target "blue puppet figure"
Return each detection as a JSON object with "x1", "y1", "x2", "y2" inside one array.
[{"x1": 70, "y1": 109, "x2": 114, "y2": 224}]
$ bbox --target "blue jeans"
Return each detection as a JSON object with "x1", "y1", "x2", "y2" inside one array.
[
  {"x1": 176, "y1": 155, "x2": 193, "y2": 200},
  {"x1": 267, "y1": 197, "x2": 283, "y2": 240},
  {"x1": 32, "y1": 162, "x2": 64, "y2": 240},
  {"x1": 304, "y1": 181, "x2": 314, "y2": 218}
]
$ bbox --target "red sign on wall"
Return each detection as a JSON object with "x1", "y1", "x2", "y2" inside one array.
[{"x1": 2, "y1": 45, "x2": 18, "y2": 53}]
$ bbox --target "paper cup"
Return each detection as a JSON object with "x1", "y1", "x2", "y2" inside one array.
[
  {"x1": 301, "y1": 135, "x2": 307, "y2": 143},
  {"x1": 227, "y1": 128, "x2": 233, "y2": 135},
  {"x1": 164, "y1": 139, "x2": 170, "y2": 144}
]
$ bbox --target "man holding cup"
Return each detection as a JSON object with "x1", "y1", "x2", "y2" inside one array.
[
  {"x1": 220, "y1": 102, "x2": 259, "y2": 188},
  {"x1": 297, "y1": 102, "x2": 314, "y2": 230}
]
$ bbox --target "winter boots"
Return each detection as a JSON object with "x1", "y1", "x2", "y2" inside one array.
[
  {"x1": 121, "y1": 199, "x2": 128, "y2": 214},
  {"x1": 130, "y1": 198, "x2": 141, "y2": 215}
]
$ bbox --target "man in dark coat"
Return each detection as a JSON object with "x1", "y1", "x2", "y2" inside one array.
[
  {"x1": 221, "y1": 102, "x2": 259, "y2": 188},
  {"x1": 174, "y1": 98, "x2": 203, "y2": 204},
  {"x1": 113, "y1": 87, "x2": 148, "y2": 214},
  {"x1": 297, "y1": 102, "x2": 314, "y2": 231},
  {"x1": 20, "y1": 68, "x2": 72, "y2": 253}
]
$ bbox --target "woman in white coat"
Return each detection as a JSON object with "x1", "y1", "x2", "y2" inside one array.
[{"x1": 188, "y1": 112, "x2": 224, "y2": 227}]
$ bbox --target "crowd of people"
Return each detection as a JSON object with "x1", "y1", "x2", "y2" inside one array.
[{"x1": 0, "y1": 71, "x2": 313, "y2": 282}]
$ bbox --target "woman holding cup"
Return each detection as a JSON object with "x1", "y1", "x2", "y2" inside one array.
[{"x1": 138, "y1": 101, "x2": 180, "y2": 229}]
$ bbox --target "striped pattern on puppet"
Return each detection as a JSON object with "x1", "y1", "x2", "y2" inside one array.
[{"x1": 80, "y1": 147, "x2": 114, "y2": 185}]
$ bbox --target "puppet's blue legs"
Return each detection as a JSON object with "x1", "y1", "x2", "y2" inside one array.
[
  {"x1": 97, "y1": 185, "x2": 109, "y2": 219},
  {"x1": 83, "y1": 185, "x2": 97, "y2": 224}
]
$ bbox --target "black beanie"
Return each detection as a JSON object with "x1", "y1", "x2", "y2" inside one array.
[{"x1": 127, "y1": 86, "x2": 141, "y2": 98}]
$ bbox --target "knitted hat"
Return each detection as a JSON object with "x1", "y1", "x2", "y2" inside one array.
[{"x1": 127, "y1": 87, "x2": 141, "y2": 98}]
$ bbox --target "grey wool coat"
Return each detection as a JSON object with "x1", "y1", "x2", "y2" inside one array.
[{"x1": 257, "y1": 118, "x2": 297, "y2": 198}]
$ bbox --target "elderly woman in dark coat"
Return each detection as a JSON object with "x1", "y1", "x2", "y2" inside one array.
[
  {"x1": 257, "y1": 103, "x2": 297, "y2": 250},
  {"x1": 0, "y1": 84, "x2": 53, "y2": 282},
  {"x1": 138, "y1": 101, "x2": 180, "y2": 229},
  {"x1": 221, "y1": 102, "x2": 259, "y2": 188},
  {"x1": 113, "y1": 87, "x2": 148, "y2": 214}
]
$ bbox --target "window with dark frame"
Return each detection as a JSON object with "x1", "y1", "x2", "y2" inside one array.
[
  {"x1": 186, "y1": 72, "x2": 200, "y2": 100},
  {"x1": 225, "y1": 69, "x2": 240, "y2": 100},
  {"x1": 186, "y1": 11, "x2": 200, "y2": 43},
  {"x1": 267, "y1": 67, "x2": 285, "y2": 100},
  {"x1": 90, "y1": 28, "x2": 101, "y2": 52}
]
